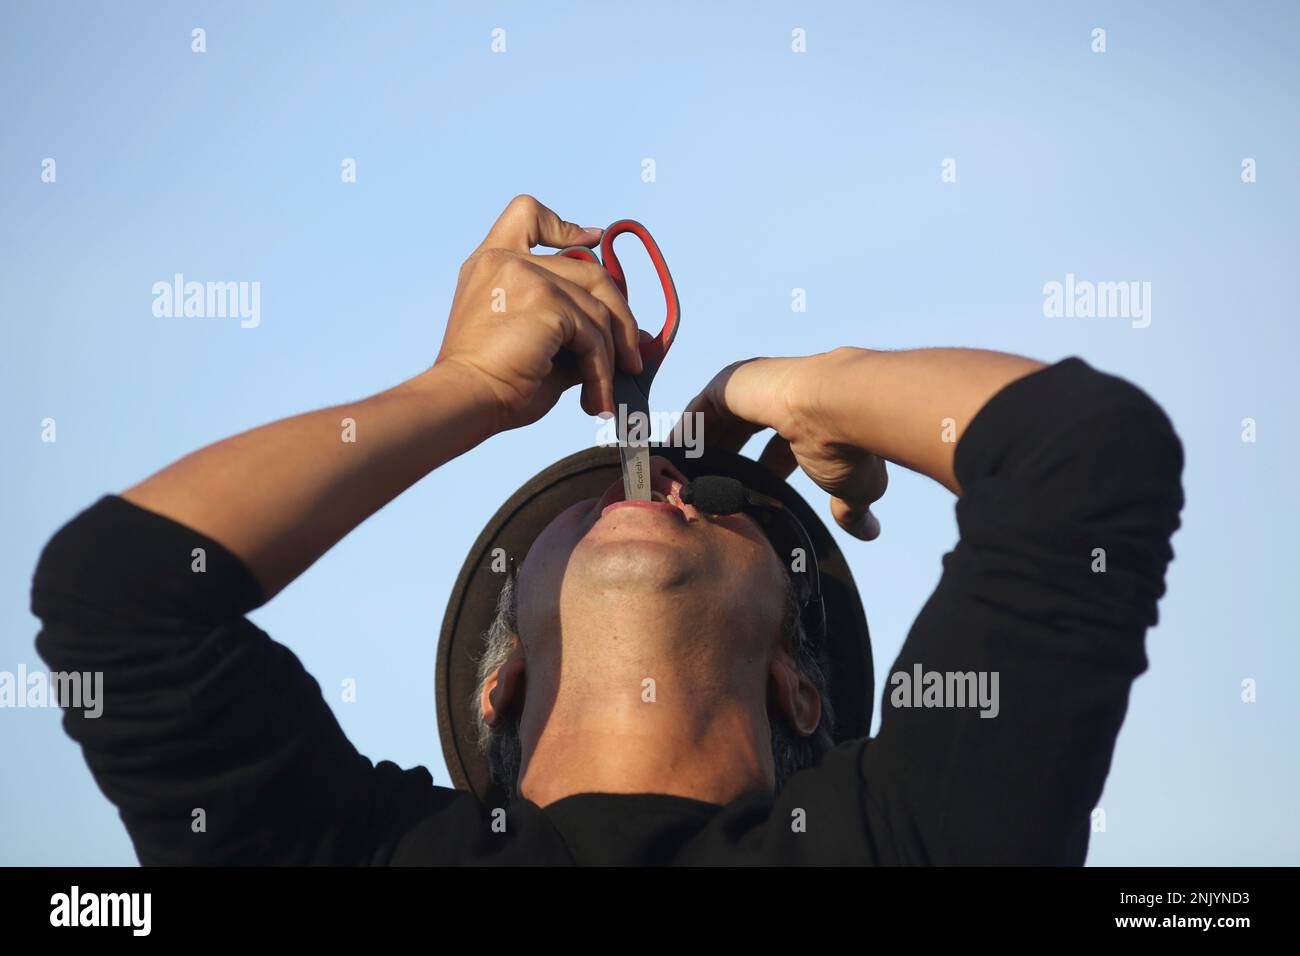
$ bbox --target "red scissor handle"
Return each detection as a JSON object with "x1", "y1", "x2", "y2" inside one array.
[{"x1": 557, "y1": 219, "x2": 680, "y2": 384}]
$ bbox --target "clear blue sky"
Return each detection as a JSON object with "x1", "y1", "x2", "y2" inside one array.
[{"x1": 2, "y1": 1, "x2": 1296, "y2": 865}]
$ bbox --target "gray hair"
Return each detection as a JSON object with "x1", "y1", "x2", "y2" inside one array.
[{"x1": 472, "y1": 572, "x2": 835, "y2": 799}]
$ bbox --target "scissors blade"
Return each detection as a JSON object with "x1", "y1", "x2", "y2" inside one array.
[
  {"x1": 614, "y1": 374, "x2": 653, "y2": 501},
  {"x1": 618, "y1": 442, "x2": 652, "y2": 501}
]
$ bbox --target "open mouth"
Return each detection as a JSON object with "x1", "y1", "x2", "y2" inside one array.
[{"x1": 595, "y1": 458, "x2": 690, "y2": 518}]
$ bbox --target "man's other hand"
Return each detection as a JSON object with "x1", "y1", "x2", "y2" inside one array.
[{"x1": 680, "y1": 352, "x2": 888, "y2": 541}]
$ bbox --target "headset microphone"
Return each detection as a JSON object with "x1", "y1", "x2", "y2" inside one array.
[{"x1": 679, "y1": 475, "x2": 749, "y2": 515}]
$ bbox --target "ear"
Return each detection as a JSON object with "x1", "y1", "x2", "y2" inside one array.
[
  {"x1": 480, "y1": 642, "x2": 526, "y2": 728},
  {"x1": 768, "y1": 656, "x2": 822, "y2": 737}
]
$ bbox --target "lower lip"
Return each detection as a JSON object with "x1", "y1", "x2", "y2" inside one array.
[{"x1": 600, "y1": 499, "x2": 685, "y2": 521}]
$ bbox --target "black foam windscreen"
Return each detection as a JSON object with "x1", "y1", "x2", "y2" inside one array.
[{"x1": 681, "y1": 476, "x2": 748, "y2": 515}]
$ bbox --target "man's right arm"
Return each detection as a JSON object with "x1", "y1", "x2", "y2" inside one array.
[{"x1": 29, "y1": 196, "x2": 639, "y2": 864}]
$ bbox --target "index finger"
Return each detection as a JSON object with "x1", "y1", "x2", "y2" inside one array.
[
  {"x1": 479, "y1": 194, "x2": 604, "y2": 254},
  {"x1": 676, "y1": 358, "x2": 801, "y2": 454},
  {"x1": 676, "y1": 366, "x2": 767, "y2": 454}
]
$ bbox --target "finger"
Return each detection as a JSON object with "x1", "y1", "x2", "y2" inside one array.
[
  {"x1": 648, "y1": 454, "x2": 690, "y2": 488},
  {"x1": 757, "y1": 433, "x2": 798, "y2": 480},
  {"x1": 679, "y1": 359, "x2": 783, "y2": 454},
  {"x1": 678, "y1": 386, "x2": 766, "y2": 454},
  {"x1": 540, "y1": 274, "x2": 619, "y2": 403},
  {"x1": 819, "y1": 452, "x2": 889, "y2": 507},
  {"x1": 547, "y1": 296, "x2": 615, "y2": 417},
  {"x1": 830, "y1": 496, "x2": 882, "y2": 541},
  {"x1": 531, "y1": 254, "x2": 643, "y2": 375},
  {"x1": 480, "y1": 195, "x2": 603, "y2": 254},
  {"x1": 862, "y1": 456, "x2": 889, "y2": 507}
]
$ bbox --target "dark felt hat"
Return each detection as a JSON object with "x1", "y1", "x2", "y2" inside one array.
[{"x1": 435, "y1": 444, "x2": 873, "y2": 805}]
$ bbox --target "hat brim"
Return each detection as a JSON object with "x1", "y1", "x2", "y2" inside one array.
[{"x1": 435, "y1": 445, "x2": 872, "y2": 805}]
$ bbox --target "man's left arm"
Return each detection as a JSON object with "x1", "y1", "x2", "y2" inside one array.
[
  {"x1": 685, "y1": 349, "x2": 1186, "y2": 864},
  {"x1": 859, "y1": 359, "x2": 1186, "y2": 863}
]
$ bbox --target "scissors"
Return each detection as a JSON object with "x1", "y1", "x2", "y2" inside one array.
[{"x1": 556, "y1": 220, "x2": 681, "y2": 501}]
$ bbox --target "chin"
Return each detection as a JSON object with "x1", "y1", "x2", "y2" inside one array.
[{"x1": 568, "y1": 535, "x2": 700, "y2": 594}]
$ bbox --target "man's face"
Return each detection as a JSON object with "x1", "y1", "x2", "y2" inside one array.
[
  {"x1": 486, "y1": 455, "x2": 826, "y2": 800},
  {"x1": 515, "y1": 456, "x2": 791, "y2": 661}
]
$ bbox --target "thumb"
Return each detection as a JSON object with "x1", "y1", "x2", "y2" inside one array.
[
  {"x1": 482, "y1": 195, "x2": 603, "y2": 252},
  {"x1": 830, "y1": 496, "x2": 881, "y2": 541}
]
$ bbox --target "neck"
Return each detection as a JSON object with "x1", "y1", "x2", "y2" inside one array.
[{"x1": 515, "y1": 619, "x2": 774, "y2": 807}]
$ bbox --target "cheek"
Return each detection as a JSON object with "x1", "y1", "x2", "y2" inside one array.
[
  {"x1": 709, "y1": 520, "x2": 790, "y2": 625},
  {"x1": 714, "y1": 516, "x2": 784, "y2": 576},
  {"x1": 516, "y1": 505, "x2": 596, "y2": 630}
]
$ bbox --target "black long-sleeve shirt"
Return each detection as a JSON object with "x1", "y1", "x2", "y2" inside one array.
[{"x1": 31, "y1": 357, "x2": 1185, "y2": 865}]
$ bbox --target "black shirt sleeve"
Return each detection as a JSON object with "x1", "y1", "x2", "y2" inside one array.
[
  {"x1": 30, "y1": 496, "x2": 441, "y2": 865},
  {"x1": 30, "y1": 356, "x2": 1186, "y2": 867},
  {"x1": 857, "y1": 357, "x2": 1185, "y2": 864}
]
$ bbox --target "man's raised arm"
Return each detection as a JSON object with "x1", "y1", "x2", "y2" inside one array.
[
  {"x1": 30, "y1": 197, "x2": 642, "y2": 865},
  {"x1": 121, "y1": 196, "x2": 642, "y2": 600},
  {"x1": 687, "y1": 347, "x2": 1185, "y2": 863}
]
